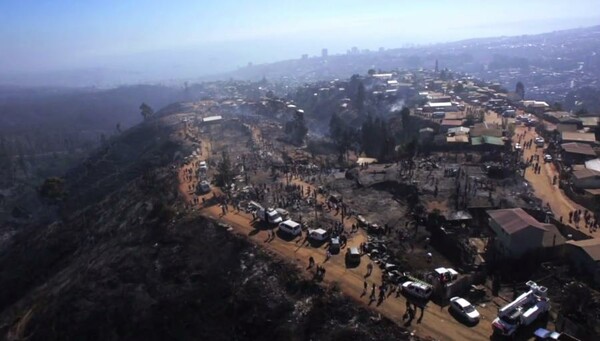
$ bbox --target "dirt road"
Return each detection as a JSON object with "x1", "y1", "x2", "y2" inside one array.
[
  {"x1": 512, "y1": 125, "x2": 595, "y2": 236},
  {"x1": 177, "y1": 160, "x2": 496, "y2": 341}
]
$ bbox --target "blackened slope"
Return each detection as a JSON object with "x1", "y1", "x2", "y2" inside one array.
[{"x1": 0, "y1": 114, "x2": 410, "y2": 341}]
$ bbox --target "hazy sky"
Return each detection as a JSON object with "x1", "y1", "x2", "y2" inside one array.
[{"x1": 1, "y1": 0, "x2": 599, "y2": 80}]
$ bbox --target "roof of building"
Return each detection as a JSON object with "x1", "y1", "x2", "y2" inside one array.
[
  {"x1": 445, "y1": 211, "x2": 473, "y2": 221},
  {"x1": 544, "y1": 111, "x2": 571, "y2": 120},
  {"x1": 584, "y1": 188, "x2": 600, "y2": 196},
  {"x1": 586, "y1": 158, "x2": 600, "y2": 172},
  {"x1": 444, "y1": 112, "x2": 467, "y2": 120},
  {"x1": 447, "y1": 135, "x2": 469, "y2": 143},
  {"x1": 470, "y1": 122, "x2": 503, "y2": 137},
  {"x1": 580, "y1": 116, "x2": 599, "y2": 127},
  {"x1": 447, "y1": 126, "x2": 470, "y2": 135},
  {"x1": 483, "y1": 135, "x2": 506, "y2": 146},
  {"x1": 202, "y1": 115, "x2": 223, "y2": 122},
  {"x1": 561, "y1": 142, "x2": 597, "y2": 156},
  {"x1": 562, "y1": 131, "x2": 597, "y2": 143},
  {"x1": 573, "y1": 168, "x2": 600, "y2": 180},
  {"x1": 558, "y1": 117, "x2": 582, "y2": 124},
  {"x1": 557, "y1": 123, "x2": 579, "y2": 133},
  {"x1": 488, "y1": 209, "x2": 565, "y2": 247},
  {"x1": 441, "y1": 119, "x2": 464, "y2": 127},
  {"x1": 487, "y1": 208, "x2": 551, "y2": 235},
  {"x1": 523, "y1": 100, "x2": 550, "y2": 108},
  {"x1": 428, "y1": 102, "x2": 454, "y2": 108},
  {"x1": 566, "y1": 238, "x2": 600, "y2": 261},
  {"x1": 419, "y1": 127, "x2": 435, "y2": 133}
]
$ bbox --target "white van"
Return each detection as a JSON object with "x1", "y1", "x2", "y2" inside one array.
[
  {"x1": 278, "y1": 220, "x2": 302, "y2": 236},
  {"x1": 309, "y1": 228, "x2": 329, "y2": 241}
]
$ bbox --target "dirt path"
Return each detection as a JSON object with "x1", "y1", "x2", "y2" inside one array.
[
  {"x1": 512, "y1": 125, "x2": 596, "y2": 236},
  {"x1": 176, "y1": 150, "x2": 496, "y2": 341}
]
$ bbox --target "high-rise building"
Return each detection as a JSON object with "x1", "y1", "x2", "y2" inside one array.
[
  {"x1": 321, "y1": 48, "x2": 328, "y2": 58},
  {"x1": 301, "y1": 54, "x2": 308, "y2": 60},
  {"x1": 435, "y1": 59, "x2": 439, "y2": 73}
]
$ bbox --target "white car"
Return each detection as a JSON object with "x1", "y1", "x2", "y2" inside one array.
[
  {"x1": 402, "y1": 281, "x2": 432, "y2": 299},
  {"x1": 278, "y1": 219, "x2": 302, "y2": 236},
  {"x1": 449, "y1": 297, "x2": 480, "y2": 323},
  {"x1": 544, "y1": 154, "x2": 553, "y2": 162},
  {"x1": 514, "y1": 143, "x2": 522, "y2": 150},
  {"x1": 199, "y1": 161, "x2": 208, "y2": 172}
]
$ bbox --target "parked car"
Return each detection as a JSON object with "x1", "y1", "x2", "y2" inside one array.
[
  {"x1": 330, "y1": 237, "x2": 340, "y2": 253},
  {"x1": 535, "y1": 137, "x2": 545, "y2": 147},
  {"x1": 199, "y1": 160, "x2": 208, "y2": 172},
  {"x1": 308, "y1": 228, "x2": 329, "y2": 242},
  {"x1": 278, "y1": 219, "x2": 302, "y2": 237},
  {"x1": 402, "y1": 281, "x2": 433, "y2": 299},
  {"x1": 198, "y1": 181, "x2": 211, "y2": 194},
  {"x1": 345, "y1": 247, "x2": 361, "y2": 266},
  {"x1": 514, "y1": 143, "x2": 522, "y2": 150},
  {"x1": 449, "y1": 297, "x2": 480, "y2": 323},
  {"x1": 544, "y1": 154, "x2": 553, "y2": 162}
]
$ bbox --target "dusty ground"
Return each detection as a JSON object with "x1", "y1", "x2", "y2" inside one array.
[{"x1": 176, "y1": 119, "x2": 500, "y2": 341}]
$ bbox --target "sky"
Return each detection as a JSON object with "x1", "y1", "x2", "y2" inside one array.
[{"x1": 1, "y1": 0, "x2": 599, "y2": 83}]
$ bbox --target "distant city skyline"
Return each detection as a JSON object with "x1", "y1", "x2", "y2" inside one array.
[{"x1": 1, "y1": 0, "x2": 599, "y2": 83}]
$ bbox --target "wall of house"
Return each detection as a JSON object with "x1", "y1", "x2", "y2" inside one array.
[
  {"x1": 510, "y1": 228, "x2": 544, "y2": 257},
  {"x1": 489, "y1": 219, "x2": 513, "y2": 256},
  {"x1": 573, "y1": 177, "x2": 600, "y2": 189},
  {"x1": 566, "y1": 245, "x2": 600, "y2": 285}
]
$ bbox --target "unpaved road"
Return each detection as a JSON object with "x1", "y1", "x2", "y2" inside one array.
[
  {"x1": 512, "y1": 124, "x2": 595, "y2": 236},
  {"x1": 176, "y1": 145, "x2": 497, "y2": 341}
]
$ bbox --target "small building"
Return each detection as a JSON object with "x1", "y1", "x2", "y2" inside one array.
[
  {"x1": 522, "y1": 100, "x2": 550, "y2": 114},
  {"x1": 585, "y1": 158, "x2": 600, "y2": 173},
  {"x1": 487, "y1": 208, "x2": 565, "y2": 258},
  {"x1": 543, "y1": 111, "x2": 573, "y2": 124},
  {"x1": 561, "y1": 131, "x2": 597, "y2": 145},
  {"x1": 202, "y1": 115, "x2": 223, "y2": 124},
  {"x1": 441, "y1": 119, "x2": 464, "y2": 132},
  {"x1": 561, "y1": 142, "x2": 597, "y2": 165},
  {"x1": 565, "y1": 239, "x2": 600, "y2": 284},
  {"x1": 571, "y1": 168, "x2": 600, "y2": 189},
  {"x1": 447, "y1": 126, "x2": 470, "y2": 136}
]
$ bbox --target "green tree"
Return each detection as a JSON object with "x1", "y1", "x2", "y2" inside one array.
[
  {"x1": 140, "y1": 102, "x2": 154, "y2": 120},
  {"x1": 216, "y1": 151, "x2": 234, "y2": 187},
  {"x1": 453, "y1": 83, "x2": 465, "y2": 93},
  {"x1": 354, "y1": 82, "x2": 365, "y2": 115},
  {"x1": 515, "y1": 81, "x2": 525, "y2": 100},
  {"x1": 285, "y1": 110, "x2": 308, "y2": 145},
  {"x1": 400, "y1": 107, "x2": 411, "y2": 131}
]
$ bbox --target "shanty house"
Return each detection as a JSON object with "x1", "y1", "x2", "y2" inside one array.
[
  {"x1": 561, "y1": 142, "x2": 597, "y2": 165},
  {"x1": 565, "y1": 239, "x2": 600, "y2": 284},
  {"x1": 571, "y1": 169, "x2": 600, "y2": 189},
  {"x1": 487, "y1": 208, "x2": 565, "y2": 258}
]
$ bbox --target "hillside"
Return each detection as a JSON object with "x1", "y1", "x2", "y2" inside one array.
[{"x1": 0, "y1": 112, "x2": 409, "y2": 341}]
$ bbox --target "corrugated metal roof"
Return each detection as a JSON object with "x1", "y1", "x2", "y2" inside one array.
[
  {"x1": 488, "y1": 208, "x2": 549, "y2": 235},
  {"x1": 567, "y1": 239, "x2": 600, "y2": 261},
  {"x1": 561, "y1": 142, "x2": 596, "y2": 156}
]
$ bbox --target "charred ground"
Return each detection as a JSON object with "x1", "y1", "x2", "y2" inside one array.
[{"x1": 0, "y1": 114, "x2": 409, "y2": 341}]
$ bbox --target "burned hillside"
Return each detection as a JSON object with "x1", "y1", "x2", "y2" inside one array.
[{"x1": 0, "y1": 114, "x2": 410, "y2": 341}]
